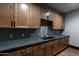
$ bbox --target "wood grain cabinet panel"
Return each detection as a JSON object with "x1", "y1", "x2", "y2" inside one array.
[
  {"x1": 32, "y1": 49, "x2": 44, "y2": 56},
  {"x1": 29, "y1": 4, "x2": 40, "y2": 28},
  {"x1": 62, "y1": 37, "x2": 69, "y2": 48},
  {"x1": 58, "y1": 39, "x2": 64, "y2": 51},
  {"x1": 40, "y1": 6, "x2": 48, "y2": 19},
  {"x1": 32, "y1": 44, "x2": 45, "y2": 56},
  {"x1": 40, "y1": 5, "x2": 53, "y2": 21},
  {"x1": 40, "y1": 4, "x2": 64, "y2": 29},
  {"x1": 0, "y1": 3, "x2": 13, "y2": 28},
  {"x1": 52, "y1": 40, "x2": 59, "y2": 55},
  {"x1": 14, "y1": 3, "x2": 30, "y2": 28},
  {"x1": 21, "y1": 47, "x2": 32, "y2": 56},
  {"x1": 7, "y1": 50, "x2": 21, "y2": 56},
  {"x1": 52, "y1": 37, "x2": 69, "y2": 55},
  {"x1": 50, "y1": 13, "x2": 64, "y2": 29},
  {"x1": 45, "y1": 41, "x2": 53, "y2": 56},
  {"x1": 4, "y1": 47, "x2": 32, "y2": 56},
  {"x1": 59, "y1": 15, "x2": 64, "y2": 29},
  {"x1": 14, "y1": 3, "x2": 41, "y2": 28},
  {"x1": 45, "y1": 47, "x2": 53, "y2": 56}
]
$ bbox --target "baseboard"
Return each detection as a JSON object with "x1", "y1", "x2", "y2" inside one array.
[{"x1": 69, "y1": 45, "x2": 79, "y2": 50}]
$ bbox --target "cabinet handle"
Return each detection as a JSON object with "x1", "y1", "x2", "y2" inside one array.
[
  {"x1": 11, "y1": 21, "x2": 15, "y2": 27},
  {"x1": 61, "y1": 26, "x2": 62, "y2": 29},
  {"x1": 11, "y1": 21, "x2": 13, "y2": 27},
  {"x1": 14, "y1": 21, "x2": 15, "y2": 27}
]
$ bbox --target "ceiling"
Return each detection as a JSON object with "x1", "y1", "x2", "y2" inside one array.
[{"x1": 47, "y1": 3, "x2": 79, "y2": 13}]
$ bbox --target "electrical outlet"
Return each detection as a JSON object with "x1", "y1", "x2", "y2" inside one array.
[
  {"x1": 10, "y1": 34, "x2": 13, "y2": 38},
  {"x1": 22, "y1": 33, "x2": 25, "y2": 37}
]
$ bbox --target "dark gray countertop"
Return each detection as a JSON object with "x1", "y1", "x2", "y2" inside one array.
[{"x1": 0, "y1": 35, "x2": 69, "y2": 52}]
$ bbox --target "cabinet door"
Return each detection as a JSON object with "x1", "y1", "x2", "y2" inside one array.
[
  {"x1": 66, "y1": 37, "x2": 69, "y2": 47},
  {"x1": 14, "y1": 3, "x2": 30, "y2": 28},
  {"x1": 45, "y1": 47, "x2": 53, "y2": 56},
  {"x1": 53, "y1": 40, "x2": 59, "y2": 55},
  {"x1": 8, "y1": 50, "x2": 21, "y2": 56},
  {"x1": 33, "y1": 49, "x2": 44, "y2": 56},
  {"x1": 51, "y1": 13, "x2": 64, "y2": 29},
  {"x1": 58, "y1": 39, "x2": 64, "y2": 51},
  {"x1": 21, "y1": 47, "x2": 32, "y2": 56},
  {"x1": 45, "y1": 41, "x2": 53, "y2": 56},
  {"x1": 41, "y1": 6, "x2": 48, "y2": 19},
  {"x1": 29, "y1": 4, "x2": 40, "y2": 28},
  {"x1": 57, "y1": 14, "x2": 64, "y2": 29},
  {"x1": 0, "y1": 3, "x2": 13, "y2": 28},
  {"x1": 32, "y1": 44, "x2": 45, "y2": 56},
  {"x1": 62, "y1": 37, "x2": 69, "y2": 48},
  {"x1": 58, "y1": 14, "x2": 64, "y2": 29},
  {"x1": 41, "y1": 6, "x2": 52, "y2": 21},
  {"x1": 53, "y1": 13, "x2": 60, "y2": 29}
]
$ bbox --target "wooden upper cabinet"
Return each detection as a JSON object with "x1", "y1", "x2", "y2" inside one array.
[
  {"x1": 40, "y1": 6, "x2": 52, "y2": 21},
  {"x1": 0, "y1": 3, "x2": 64, "y2": 29},
  {"x1": 59, "y1": 15, "x2": 64, "y2": 29},
  {"x1": 0, "y1": 4, "x2": 13, "y2": 28},
  {"x1": 0, "y1": 3, "x2": 40, "y2": 28},
  {"x1": 51, "y1": 13, "x2": 64, "y2": 29},
  {"x1": 40, "y1": 5, "x2": 64, "y2": 29},
  {"x1": 29, "y1": 4, "x2": 40, "y2": 28},
  {"x1": 14, "y1": 3, "x2": 30, "y2": 28},
  {"x1": 40, "y1": 6, "x2": 47, "y2": 19}
]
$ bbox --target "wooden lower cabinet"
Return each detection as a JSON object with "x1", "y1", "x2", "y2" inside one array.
[
  {"x1": 58, "y1": 39, "x2": 64, "y2": 51},
  {"x1": 45, "y1": 41, "x2": 53, "y2": 56},
  {"x1": 32, "y1": 44, "x2": 45, "y2": 56},
  {"x1": 0, "y1": 47, "x2": 32, "y2": 56},
  {"x1": 0, "y1": 37, "x2": 69, "y2": 56},
  {"x1": 21, "y1": 47, "x2": 32, "y2": 56},
  {"x1": 7, "y1": 50, "x2": 21, "y2": 56},
  {"x1": 32, "y1": 49, "x2": 44, "y2": 56},
  {"x1": 53, "y1": 37, "x2": 69, "y2": 55},
  {"x1": 52, "y1": 40, "x2": 59, "y2": 55},
  {"x1": 62, "y1": 37, "x2": 69, "y2": 49},
  {"x1": 45, "y1": 47, "x2": 53, "y2": 56}
]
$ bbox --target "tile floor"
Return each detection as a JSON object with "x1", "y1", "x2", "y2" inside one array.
[{"x1": 57, "y1": 47, "x2": 79, "y2": 56}]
